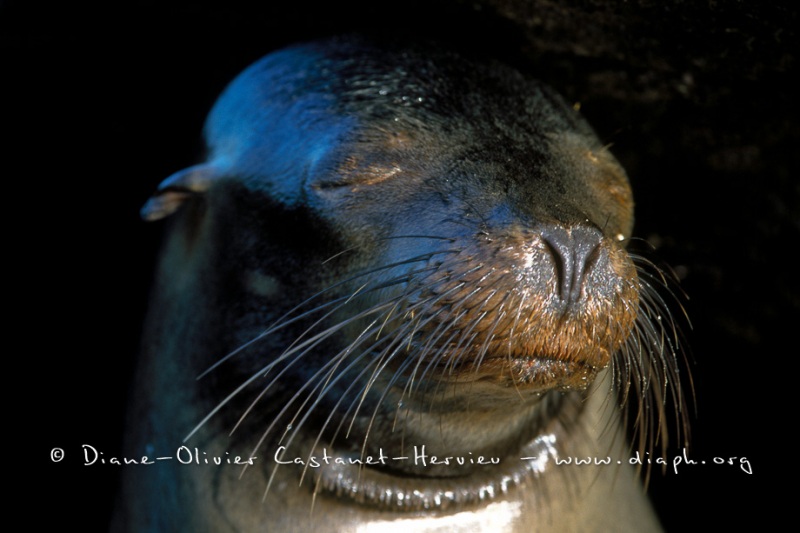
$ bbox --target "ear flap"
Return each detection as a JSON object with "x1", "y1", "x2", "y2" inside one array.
[{"x1": 140, "y1": 163, "x2": 220, "y2": 221}]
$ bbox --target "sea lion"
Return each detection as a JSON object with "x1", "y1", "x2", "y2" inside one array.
[{"x1": 114, "y1": 35, "x2": 687, "y2": 532}]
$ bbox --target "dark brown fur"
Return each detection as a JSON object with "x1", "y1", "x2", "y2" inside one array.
[{"x1": 116, "y1": 36, "x2": 687, "y2": 532}]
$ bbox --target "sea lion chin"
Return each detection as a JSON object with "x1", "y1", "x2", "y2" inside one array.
[{"x1": 118, "y1": 35, "x2": 687, "y2": 532}]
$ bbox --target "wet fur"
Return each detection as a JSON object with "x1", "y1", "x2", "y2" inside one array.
[{"x1": 116, "y1": 36, "x2": 688, "y2": 532}]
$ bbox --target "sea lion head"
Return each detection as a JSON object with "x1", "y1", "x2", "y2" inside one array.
[{"x1": 138, "y1": 35, "x2": 685, "y2": 521}]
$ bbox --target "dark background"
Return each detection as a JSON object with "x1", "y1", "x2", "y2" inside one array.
[{"x1": 8, "y1": 0, "x2": 793, "y2": 530}]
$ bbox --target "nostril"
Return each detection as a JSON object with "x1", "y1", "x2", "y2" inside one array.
[{"x1": 539, "y1": 225, "x2": 604, "y2": 308}]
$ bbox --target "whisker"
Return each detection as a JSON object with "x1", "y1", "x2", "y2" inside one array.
[{"x1": 199, "y1": 250, "x2": 461, "y2": 378}]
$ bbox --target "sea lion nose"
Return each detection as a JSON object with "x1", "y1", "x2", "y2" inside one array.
[{"x1": 539, "y1": 225, "x2": 604, "y2": 309}]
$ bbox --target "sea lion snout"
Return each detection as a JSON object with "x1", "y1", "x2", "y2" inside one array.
[{"x1": 370, "y1": 220, "x2": 638, "y2": 396}]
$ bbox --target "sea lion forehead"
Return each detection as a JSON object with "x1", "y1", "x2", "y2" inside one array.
[
  {"x1": 202, "y1": 37, "x2": 585, "y2": 150},
  {"x1": 195, "y1": 38, "x2": 632, "y2": 234},
  {"x1": 202, "y1": 39, "x2": 415, "y2": 145}
]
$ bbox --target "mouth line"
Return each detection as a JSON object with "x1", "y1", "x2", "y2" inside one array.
[{"x1": 407, "y1": 347, "x2": 605, "y2": 393}]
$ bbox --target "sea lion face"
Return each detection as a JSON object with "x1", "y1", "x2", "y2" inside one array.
[{"x1": 130, "y1": 36, "x2": 684, "y2": 531}]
